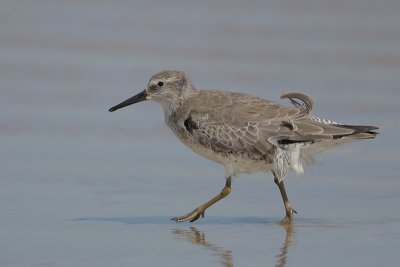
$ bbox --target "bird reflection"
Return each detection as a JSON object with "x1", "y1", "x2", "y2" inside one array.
[
  {"x1": 171, "y1": 223, "x2": 295, "y2": 267},
  {"x1": 171, "y1": 227, "x2": 233, "y2": 267},
  {"x1": 275, "y1": 222, "x2": 295, "y2": 267}
]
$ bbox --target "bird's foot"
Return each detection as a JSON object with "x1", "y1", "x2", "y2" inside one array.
[
  {"x1": 279, "y1": 205, "x2": 297, "y2": 224},
  {"x1": 171, "y1": 208, "x2": 205, "y2": 223},
  {"x1": 279, "y1": 215, "x2": 294, "y2": 224}
]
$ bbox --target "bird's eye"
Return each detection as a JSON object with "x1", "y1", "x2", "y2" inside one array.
[{"x1": 157, "y1": 81, "x2": 164, "y2": 87}]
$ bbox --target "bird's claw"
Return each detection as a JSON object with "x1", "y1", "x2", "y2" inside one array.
[
  {"x1": 279, "y1": 205, "x2": 297, "y2": 224},
  {"x1": 171, "y1": 208, "x2": 205, "y2": 223}
]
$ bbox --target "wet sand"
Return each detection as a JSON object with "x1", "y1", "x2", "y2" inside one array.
[{"x1": 1, "y1": 0, "x2": 400, "y2": 266}]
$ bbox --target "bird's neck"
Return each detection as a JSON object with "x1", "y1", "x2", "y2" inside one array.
[{"x1": 161, "y1": 87, "x2": 197, "y2": 117}]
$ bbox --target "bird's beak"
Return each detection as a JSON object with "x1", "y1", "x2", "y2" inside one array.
[{"x1": 109, "y1": 90, "x2": 148, "y2": 112}]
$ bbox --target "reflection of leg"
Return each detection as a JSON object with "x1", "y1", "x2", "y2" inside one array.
[
  {"x1": 172, "y1": 176, "x2": 232, "y2": 222},
  {"x1": 172, "y1": 227, "x2": 233, "y2": 267},
  {"x1": 274, "y1": 177, "x2": 297, "y2": 224},
  {"x1": 275, "y1": 223, "x2": 295, "y2": 267}
]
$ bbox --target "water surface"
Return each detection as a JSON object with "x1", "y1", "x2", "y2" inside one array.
[{"x1": 1, "y1": 0, "x2": 399, "y2": 266}]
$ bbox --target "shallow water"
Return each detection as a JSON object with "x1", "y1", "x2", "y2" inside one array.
[{"x1": 1, "y1": 0, "x2": 400, "y2": 266}]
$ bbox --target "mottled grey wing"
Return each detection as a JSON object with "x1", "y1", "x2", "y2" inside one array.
[
  {"x1": 184, "y1": 92, "x2": 299, "y2": 156},
  {"x1": 185, "y1": 112, "x2": 270, "y2": 157}
]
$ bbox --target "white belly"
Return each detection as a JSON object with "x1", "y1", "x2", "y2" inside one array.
[{"x1": 183, "y1": 139, "x2": 273, "y2": 176}]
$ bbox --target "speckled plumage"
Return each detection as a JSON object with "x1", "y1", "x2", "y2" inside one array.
[{"x1": 109, "y1": 70, "x2": 378, "y2": 223}]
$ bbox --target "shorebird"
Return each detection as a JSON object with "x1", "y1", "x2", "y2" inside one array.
[{"x1": 109, "y1": 71, "x2": 378, "y2": 223}]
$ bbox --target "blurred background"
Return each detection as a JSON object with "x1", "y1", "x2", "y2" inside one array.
[{"x1": 1, "y1": 0, "x2": 399, "y2": 266}]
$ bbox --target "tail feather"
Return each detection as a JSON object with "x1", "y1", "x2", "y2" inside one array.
[
  {"x1": 299, "y1": 124, "x2": 378, "y2": 167},
  {"x1": 338, "y1": 125, "x2": 378, "y2": 134},
  {"x1": 335, "y1": 124, "x2": 379, "y2": 139}
]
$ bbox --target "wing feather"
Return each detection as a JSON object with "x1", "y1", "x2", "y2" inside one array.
[{"x1": 183, "y1": 90, "x2": 367, "y2": 157}]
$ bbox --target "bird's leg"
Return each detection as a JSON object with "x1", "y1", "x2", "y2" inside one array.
[
  {"x1": 274, "y1": 177, "x2": 297, "y2": 224},
  {"x1": 172, "y1": 176, "x2": 232, "y2": 222}
]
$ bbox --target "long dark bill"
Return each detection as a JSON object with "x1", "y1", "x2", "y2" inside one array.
[{"x1": 109, "y1": 90, "x2": 148, "y2": 112}]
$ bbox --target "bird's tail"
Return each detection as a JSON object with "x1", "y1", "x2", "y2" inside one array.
[{"x1": 335, "y1": 124, "x2": 379, "y2": 140}]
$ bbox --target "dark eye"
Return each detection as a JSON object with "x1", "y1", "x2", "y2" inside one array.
[{"x1": 157, "y1": 81, "x2": 164, "y2": 87}]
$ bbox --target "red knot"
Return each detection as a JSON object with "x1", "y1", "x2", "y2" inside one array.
[{"x1": 109, "y1": 70, "x2": 378, "y2": 224}]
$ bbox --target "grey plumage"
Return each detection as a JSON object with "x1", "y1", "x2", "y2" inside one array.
[{"x1": 109, "y1": 70, "x2": 378, "y2": 223}]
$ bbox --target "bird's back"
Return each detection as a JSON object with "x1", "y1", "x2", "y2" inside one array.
[{"x1": 169, "y1": 89, "x2": 377, "y2": 175}]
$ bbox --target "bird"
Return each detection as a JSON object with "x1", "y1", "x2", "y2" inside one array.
[{"x1": 109, "y1": 70, "x2": 378, "y2": 224}]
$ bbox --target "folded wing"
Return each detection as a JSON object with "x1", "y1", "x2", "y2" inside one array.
[{"x1": 184, "y1": 91, "x2": 378, "y2": 159}]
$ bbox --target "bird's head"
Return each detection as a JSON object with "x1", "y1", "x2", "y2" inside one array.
[{"x1": 109, "y1": 70, "x2": 194, "y2": 113}]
